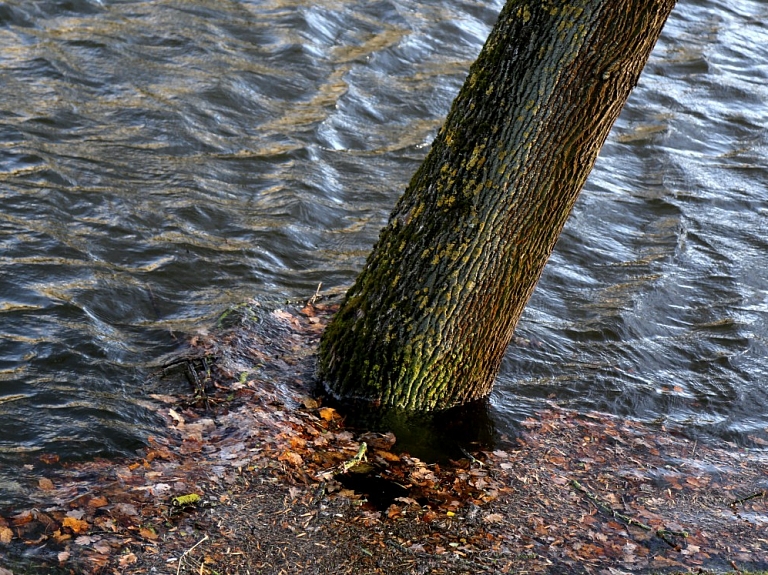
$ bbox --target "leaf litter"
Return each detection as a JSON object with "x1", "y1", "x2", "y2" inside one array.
[{"x1": 0, "y1": 296, "x2": 766, "y2": 574}]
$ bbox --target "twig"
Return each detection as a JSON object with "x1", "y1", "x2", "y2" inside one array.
[
  {"x1": 731, "y1": 490, "x2": 766, "y2": 507},
  {"x1": 570, "y1": 480, "x2": 652, "y2": 531},
  {"x1": 569, "y1": 479, "x2": 687, "y2": 547},
  {"x1": 176, "y1": 534, "x2": 209, "y2": 575},
  {"x1": 316, "y1": 442, "x2": 367, "y2": 480},
  {"x1": 308, "y1": 282, "x2": 323, "y2": 305},
  {"x1": 459, "y1": 445, "x2": 484, "y2": 466}
]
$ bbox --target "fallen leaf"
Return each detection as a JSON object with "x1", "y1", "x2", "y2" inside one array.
[
  {"x1": 318, "y1": 407, "x2": 338, "y2": 421},
  {"x1": 0, "y1": 526, "x2": 13, "y2": 543},
  {"x1": 118, "y1": 552, "x2": 138, "y2": 567},
  {"x1": 301, "y1": 397, "x2": 319, "y2": 409},
  {"x1": 168, "y1": 408, "x2": 185, "y2": 426},
  {"x1": 290, "y1": 436, "x2": 307, "y2": 449},
  {"x1": 139, "y1": 527, "x2": 158, "y2": 540},
  {"x1": 483, "y1": 513, "x2": 504, "y2": 524},
  {"x1": 63, "y1": 517, "x2": 89, "y2": 534},
  {"x1": 75, "y1": 535, "x2": 97, "y2": 546},
  {"x1": 88, "y1": 495, "x2": 109, "y2": 508},
  {"x1": 375, "y1": 450, "x2": 401, "y2": 462},
  {"x1": 38, "y1": 477, "x2": 54, "y2": 490},
  {"x1": 278, "y1": 450, "x2": 303, "y2": 467},
  {"x1": 58, "y1": 551, "x2": 70, "y2": 563},
  {"x1": 12, "y1": 511, "x2": 34, "y2": 526},
  {"x1": 300, "y1": 304, "x2": 316, "y2": 317},
  {"x1": 387, "y1": 505, "x2": 402, "y2": 519}
]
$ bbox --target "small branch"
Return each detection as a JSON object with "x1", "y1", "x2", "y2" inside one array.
[
  {"x1": 570, "y1": 479, "x2": 652, "y2": 531},
  {"x1": 731, "y1": 490, "x2": 766, "y2": 507},
  {"x1": 316, "y1": 442, "x2": 368, "y2": 481},
  {"x1": 308, "y1": 282, "x2": 323, "y2": 305},
  {"x1": 459, "y1": 445, "x2": 484, "y2": 467},
  {"x1": 569, "y1": 479, "x2": 687, "y2": 548},
  {"x1": 176, "y1": 534, "x2": 209, "y2": 575}
]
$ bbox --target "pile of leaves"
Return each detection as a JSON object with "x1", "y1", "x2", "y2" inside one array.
[{"x1": 0, "y1": 298, "x2": 766, "y2": 574}]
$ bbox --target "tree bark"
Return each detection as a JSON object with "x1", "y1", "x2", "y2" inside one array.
[{"x1": 318, "y1": 0, "x2": 676, "y2": 410}]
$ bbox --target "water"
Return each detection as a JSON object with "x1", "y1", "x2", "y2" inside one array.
[{"x1": 1, "y1": 0, "x2": 766, "y2": 502}]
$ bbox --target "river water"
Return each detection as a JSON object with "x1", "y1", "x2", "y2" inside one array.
[{"x1": 1, "y1": 0, "x2": 766, "y2": 502}]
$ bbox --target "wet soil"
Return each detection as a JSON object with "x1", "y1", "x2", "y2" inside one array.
[{"x1": 1, "y1": 299, "x2": 767, "y2": 574}]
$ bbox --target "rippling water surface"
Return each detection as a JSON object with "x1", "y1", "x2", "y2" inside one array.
[{"x1": 1, "y1": 0, "x2": 767, "y2": 501}]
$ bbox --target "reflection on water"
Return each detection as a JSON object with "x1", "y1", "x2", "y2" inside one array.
[{"x1": 1, "y1": 0, "x2": 767, "y2": 502}]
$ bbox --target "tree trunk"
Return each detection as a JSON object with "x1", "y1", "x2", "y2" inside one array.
[{"x1": 318, "y1": 0, "x2": 676, "y2": 410}]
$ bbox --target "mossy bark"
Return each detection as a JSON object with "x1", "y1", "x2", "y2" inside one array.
[{"x1": 318, "y1": 0, "x2": 676, "y2": 410}]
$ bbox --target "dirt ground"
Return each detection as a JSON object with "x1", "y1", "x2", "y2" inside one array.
[{"x1": 1, "y1": 299, "x2": 767, "y2": 574}]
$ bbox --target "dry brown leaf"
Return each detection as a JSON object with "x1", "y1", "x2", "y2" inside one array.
[
  {"x1": 118, "y1": 552, "x2": 138, "y2": 567},
  {"x1": 386, "y1": 504, "x2": 402, "y2": 519},
  {"x1": 93, "y1": 542, "x2": 111, "y2": 554},
  {"x1": 57, "y1": 551, "x2": 70, "y2": 563},
  {"x1": 290, "y1": 436, "x2": 307, "y2": 449},
  {"x1": 88, "y1": 495, "x2": 109, "y2": 508},
  {"x1": 483, "y1": 513, "x2": 505, "y2": 524},
  {"x1": 278, "y1": 450, "x2": 303, "y2": 467},
  {"x1": 300, "y1": 304, "x2": 316, "y2": 317},
  {"x1": 38, "y1": 477, "x2": 54, "y2": 490},
  {"x1": 0, "y1": 526, "x2": 13, "y2": 544},
  {"x1": 12, "y1": 511, "x2": 33, "y2": 526},
  {"x1": 301, "y1": 396, "x2": 319, "y2": 409},
  {"x1": 52, "y1": 529, "x2": 71, "y2": 544},
  {"x1": 375, "y1": 450, "x2": 401, "y2": 462},
  {"x1": 139, "y1": 527, "x2": 158, "y2": 540}
]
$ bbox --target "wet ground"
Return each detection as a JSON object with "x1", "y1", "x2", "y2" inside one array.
[{"x1": 1, "y1": 301, "x2": 766, "y2": 574}]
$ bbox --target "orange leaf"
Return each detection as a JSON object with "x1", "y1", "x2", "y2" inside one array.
[
  {"x1": 38, "y1": 477, "x2": 54, "y2": 490},
  {"x1": 62, "y1": 517, "x2": 89, "y2": 534},
  {"x1": 318, "y1": 407, "x2": 338, "y2": 421},
  {"x1": 387, "y1": 505, "x2": 402, "y2": 519},
  {"x1": 375, "y1": 450, "x2": 401, "y2": 462},
  {"x1": 0, "y1": 526, "x2": 13, "y2": 544},
  {"x1": 290, "y1": 436, "x2": 307, "y2": 449},
  {"x1": 12, "y1": 511, "x2": 33, "y2": 526}
]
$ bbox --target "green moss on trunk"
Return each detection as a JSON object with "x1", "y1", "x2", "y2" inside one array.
[{"x1": 319, "y1": 0, "x2": 676, "y2": 410}]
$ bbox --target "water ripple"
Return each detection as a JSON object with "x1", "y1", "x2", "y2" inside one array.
[{"x1": 1, "y1": 0, "x2": 767, "y2": 504}]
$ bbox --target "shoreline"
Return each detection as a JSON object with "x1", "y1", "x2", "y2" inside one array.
[{"x1": 1, "y1": 300, "x2": 767, "y2": 574}]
